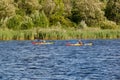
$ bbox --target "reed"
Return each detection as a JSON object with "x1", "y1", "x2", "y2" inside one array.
[
  {"x1": 0, "y1": 28, "x2": 120, "y2": 40},
  {"x1": 0, "y1": 30, "x2": 35, "y2": 40}
]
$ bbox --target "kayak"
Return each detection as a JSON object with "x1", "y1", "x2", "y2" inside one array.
[
  {"x1": 84, "y1": 43, "x2": 93, "y2": 46},
  {"x1": 32, "y1": 42, "x2": 54, "y2": 45},
  {"x1": 66, "y1": 43, "x2": 92, "y2": 46}
]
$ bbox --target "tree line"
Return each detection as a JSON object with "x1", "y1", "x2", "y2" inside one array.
[{"x1": 0, "y1": 0, "x2": 120, "y2": 30}]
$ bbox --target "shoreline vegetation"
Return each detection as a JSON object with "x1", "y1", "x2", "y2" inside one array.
[
  {"x1": 0, "y1": 28, "x2": 120, "y2": 40},
  {"x1": 0, "y1": 0, "x2": 120, "y2": 40}
]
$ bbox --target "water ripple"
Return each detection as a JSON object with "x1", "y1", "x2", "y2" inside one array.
[{"x1": 0, "y1": 40, "x2": 120, "y2": 80}]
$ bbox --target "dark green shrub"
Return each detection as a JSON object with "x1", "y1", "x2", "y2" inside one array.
[
  {"x1": 6, "y1": 15, "x2": 23, "y2": 30},
  {"x1": 31, "y1": 11, "x2": 49, "y2": 28},
  {"x1": 100, "y1": 20, "x2": 118, "y2": 29},
  {"x1": 20, "y1": 16, "x2": 34, "y2": 30}
]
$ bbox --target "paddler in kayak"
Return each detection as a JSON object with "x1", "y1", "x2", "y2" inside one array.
[
  {"x1": 37, "y1": 40, "x2": 46, "y2": 43},
  {"x1": 34, "y1": 36, "x2": 46, "y2": 42},
  {"x1": 77, "y1": 40, "x2": 83, "y2": 45}
]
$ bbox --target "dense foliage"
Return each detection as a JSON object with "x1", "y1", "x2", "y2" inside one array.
[
  {"x1": 0, "y1": 0, "x2": 120, "y2": 30},
  {"x1": 105, "y1": 0, "x2": 120, "y2": 25}
]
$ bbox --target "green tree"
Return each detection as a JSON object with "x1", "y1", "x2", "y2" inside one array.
[
  {"x1": 71, "y1": 0, "x2": 105, "y2": 26},
  {"x1": 42, "y1": 0, "x2": 56, "y2": 16},
  {"x1": 6, "y1": 15, "x2": 23, "y2": 30},
  {"x1": 43, "y1": 0, "x2": 73, "y2": 27},
  {"x1": 31, "y1": 11, "x2": 49, "y2": 28},
  {"x1": 105, "y1": 0, "x2": 120, "y2": 24},
  {"x1": 63, "y1": 0, "x2": 72, "y2": 17},
  {"x1": 7, "y1": 15, "x2": 34, "y2": 30},
  {"x1": 20, "y1": 16, "x2": 34, "y2": 30},
  {"x1": 0, "y1": 0, "x2": 16, "y2": 19},
  {"x1": 99, "y1": 0, "x2": 108, "y2": 2},
  {"x1": 17, "y1": 0, "x2": 40, "y2": 15}
]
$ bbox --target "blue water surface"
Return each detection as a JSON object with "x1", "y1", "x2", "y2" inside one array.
[{"x1": 0, "y1": 39, "x2": 120, "y2": 80}]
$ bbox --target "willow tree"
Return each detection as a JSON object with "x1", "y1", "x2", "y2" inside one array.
[
  {"x1": 99, "y1": 0, "x2": 109, "y2": 2},
  {"x1": 42, "y1": 0, "x2": 56, "y2": 16},
  {"x1": 0, "y1": 0, "x2": 16, "y2": 19},
  {"x1": 31, "y1": 11, "x2": 49, "y2": 28},
  {"x1": 63, "y1": 0, "x2": 72, "y2": 17},
  {"x1": 0, "y1": 0, "x2": 16, "y2": 28},
  {"x1": 42, "y1": 0, "x2": 73, "y2": 27},
  {"x1": 17, "y1": 0, "x2": 41, "y2": 15},
  {"x1": 71, "y1": 0, "x2": 105, "y2": 26},
  {"x1": 105, "y1": 0, "x2": 120, "y2": 25}
]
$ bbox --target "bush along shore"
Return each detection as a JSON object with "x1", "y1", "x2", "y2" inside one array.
[
  {"x1": 0, "y1": 28, "x2": 120, "y2": 40},
  {"x1": 0, "y1": 0, "x2": 120, "y2": 41}
]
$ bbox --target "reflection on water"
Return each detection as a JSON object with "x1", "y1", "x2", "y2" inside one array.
[{"x1": 0, "y1": 39, "x2": 120, "y2": 80}]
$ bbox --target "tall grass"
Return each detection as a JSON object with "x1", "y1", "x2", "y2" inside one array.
[
  {"x1": 33, "y1": 28, "x2": 120, "y2": 40},
  {"x1": 0, "y1": 28, "x2": 120, "y2": 40},
  {"x1": 0, "y1": 30, "x2": 34, "y2": 40}
]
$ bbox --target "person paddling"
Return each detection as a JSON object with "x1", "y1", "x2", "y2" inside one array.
[{"x1": 78, "y1": 40, "x2": 83, "y2": 45}]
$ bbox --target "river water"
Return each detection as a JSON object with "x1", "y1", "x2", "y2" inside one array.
[{"x1": 0, "y1": 39, "x2": 120, "y2": 80}]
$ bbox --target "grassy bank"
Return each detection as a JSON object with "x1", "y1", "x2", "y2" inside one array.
[{"x1": 0, "y1": 28, "x2": 120, "y2": 40}]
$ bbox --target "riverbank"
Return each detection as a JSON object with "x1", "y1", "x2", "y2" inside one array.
[{"x1": 0, "y1": 28, "x2": 120, "y2": 40}]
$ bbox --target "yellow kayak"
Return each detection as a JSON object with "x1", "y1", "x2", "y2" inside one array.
[{"x1": 66, "y1": 43, "x2": 92, "y2": 46}]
